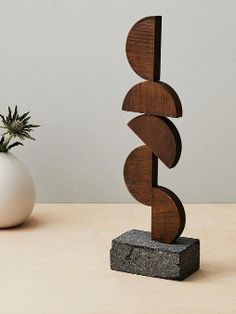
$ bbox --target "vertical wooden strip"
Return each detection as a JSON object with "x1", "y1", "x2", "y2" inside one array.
[
  {"x1": 154, "y1": 16, "x2": 162, "y2": 81},
  {"x1": 152, "y1": 153, "x2": 158, "y2": 188}
]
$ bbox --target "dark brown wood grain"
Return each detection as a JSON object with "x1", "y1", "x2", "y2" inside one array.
[
  {"x1": 151, "y1": 186, "x2": 186, "y2": 243},
  {"x1": 123, "y1": 145, "x2": 157, "y2": 206},
  {"x1": 128, "y1": 115, "x2": 181, "y2": 168},
  {"x1": 122, "y1": 81, "x2": 182, "y2": 117},
  {"x1": 126, "y1": 16, "x2": 162, "y2": 81},
  {"x1": 123, "y1": 16, "x2": 186, "y2": 244}
]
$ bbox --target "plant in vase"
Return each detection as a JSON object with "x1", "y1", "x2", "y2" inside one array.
[{"x1": 0, "y1": 106, "x2": 40, "y2": 228}]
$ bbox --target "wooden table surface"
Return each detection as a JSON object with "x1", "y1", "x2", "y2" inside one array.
[{"x1": 0, "y1": 203, "x2": 235, "y2": 313}]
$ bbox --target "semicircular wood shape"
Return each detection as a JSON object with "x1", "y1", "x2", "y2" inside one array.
[
  {"x1": 152, "y1": 186, "x2": 186, "y2": 243},
  {"x1": 122, "y1": 81, "x2": 182, "y2": 117},
  {"x1": 126, "y1": 16, "x2": 162, "y2": 81},
  {"x1": 128, "y1": 115, "x2": 181, "y2": 168},
  {"x1": 123, "y1": 145, "x2": 157, "y2": 206}
]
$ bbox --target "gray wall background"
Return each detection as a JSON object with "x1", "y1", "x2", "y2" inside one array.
[{"x1": 0, "y1": 0, "x2": 235, "y2": 203}]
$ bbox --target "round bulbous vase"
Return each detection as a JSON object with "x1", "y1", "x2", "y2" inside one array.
[{"x1": 0, "y1": 152, "x2": 35, "y2": 228}]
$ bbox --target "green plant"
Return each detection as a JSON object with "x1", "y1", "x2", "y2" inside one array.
[{"x1": 0, "y1": 106, "x2": 40, "y2": 152}]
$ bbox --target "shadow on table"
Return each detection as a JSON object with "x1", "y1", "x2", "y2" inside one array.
[
  {"x1": 185, "y1": 261, "x2": 236, "y2": 282},
  {"x1": 10, "y1": 216, "x2": 46, "y2": 230},
  {"x1": 1, "y1": 216, "x2": 48, "y2": 231}
]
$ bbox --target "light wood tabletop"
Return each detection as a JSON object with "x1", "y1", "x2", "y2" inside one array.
[{"x1": 0, "y1": 203, "x2": 235, "y2": 314}]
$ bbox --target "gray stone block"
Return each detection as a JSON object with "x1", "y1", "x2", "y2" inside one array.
[{"x1": 110, "y1": 229, "x2": 200, "y2": 280}]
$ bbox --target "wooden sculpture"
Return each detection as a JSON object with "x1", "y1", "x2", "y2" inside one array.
[{"x1": 123, "y1": 16, "x2": 186, "y2": 244}]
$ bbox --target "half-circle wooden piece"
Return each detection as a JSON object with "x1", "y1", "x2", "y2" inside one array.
[
  {"x1": 123, "y1": 81, "x2": 182, "y2": 117},
  {"x1": 152, "y1": 186, "x2": 186, "y2": 243},
  {"x1": 128, "y1": 115, "x2": 181, "y2": 168},
  {"x1": 123, "y1": 145, "x2": 157, "y2": 206},
  {"x1": 126, "y1": 16, "x2": 162, "y2": 81}
]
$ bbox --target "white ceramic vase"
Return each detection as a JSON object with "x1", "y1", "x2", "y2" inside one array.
[{"x1": 0, "y1": 152, "x2": 35, "y2": 228}]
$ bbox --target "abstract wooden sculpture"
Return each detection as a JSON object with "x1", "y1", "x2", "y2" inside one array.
[
  {"x1": 123, "y1": 16, "x2": 185, "y2": 244},
  {"x1": 110, "y1": 17, "x2": 199, "y2": 280}
]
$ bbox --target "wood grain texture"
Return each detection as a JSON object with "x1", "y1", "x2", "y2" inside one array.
[
  {"x1": 152, "y1": 186, "x2": 186, "y2": 243},
  {"x1": 122, "y1": 81, "x2": 182, "y2": 117},
  {"x1": 124, "y1": 16, "x2": 185, "y2": 245},
  {"x1": 123, "y1": 145, "x2": 157, "y2": 206},
  {"x1": 128, "y1": 114, "x2": 181, "y2": 168},
  {"x1": 126, "y1": 16, "x2": 162, "y2": 81}
]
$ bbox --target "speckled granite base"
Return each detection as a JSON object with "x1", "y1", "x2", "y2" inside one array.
[{"x1": 110, "y1": 229, "x2": 200, "y2": 280}]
